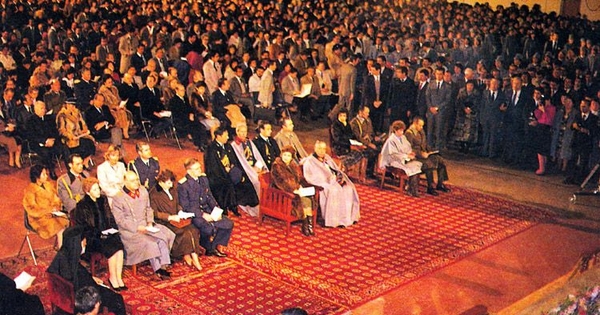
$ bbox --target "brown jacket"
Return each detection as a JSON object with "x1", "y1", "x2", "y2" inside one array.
[
  {"x1": 270, "y1": 157, "x2": 309, "y2": 218},
  {"x1": 23, "y1": 182, "x2": 69, "y2": 239}
]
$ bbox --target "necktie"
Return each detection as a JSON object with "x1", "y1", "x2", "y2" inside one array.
[
  {"x1": 583, "y1": 114, "x2": 587, "y2": 120},
  {"x1": 265, "y1": 140, "x2": 271, "y2": 157},
  {"x1": 437, "y1": 82, "x2": 441, "y2": 89},
  {"x1": 512, "y1": 92, "x2": 517, "y2": 105},
  {"x1": 238, "y1": 77, "x2": 246, "y2": 94}
]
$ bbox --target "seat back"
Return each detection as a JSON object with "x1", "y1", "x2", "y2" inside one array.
[
  {"x1": 24, "y1": 210, "x2": 35, "y2": 232},
  {"x1": 47, "y1": 272, "x2": 75, "y2": 314}
]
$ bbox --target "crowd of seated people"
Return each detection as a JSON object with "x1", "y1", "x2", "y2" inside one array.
[
  {"x1": 3, "y1": 0, "x2": 597, "y2": 186},
  {"x1": 9, "y1": 0, "x2": 600, "y2": 310}
]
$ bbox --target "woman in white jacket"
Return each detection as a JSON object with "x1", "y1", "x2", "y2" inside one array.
[{"x1": 379, "y1": 120, "x2": 423, "y2": 197}]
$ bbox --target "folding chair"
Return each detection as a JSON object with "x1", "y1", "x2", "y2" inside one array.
[
  {"x1": 139, "y1": 105, "x2": 152, "y2": 142},
  {"x1": 21, "y1": 139, "x2": 40, "y2": 167},
  {"x1": 167, "y1": 116, "x2": 182, "y2": 150},
  {"x1": 17, "y1": 210, "x2": 38, "y2": 266}
]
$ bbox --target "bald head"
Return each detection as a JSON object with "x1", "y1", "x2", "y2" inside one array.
[{"x1": 124, "y1": 171, "x2": 141, "y2": 191}]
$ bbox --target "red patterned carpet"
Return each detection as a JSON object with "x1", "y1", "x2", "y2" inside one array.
[{"x1": 1, "y1": 183, "x2": 554, "y2": 314}]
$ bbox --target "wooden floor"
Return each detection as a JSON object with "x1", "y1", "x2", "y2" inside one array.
[{"x1": 2, "y1": 119, "x2": 600, "y2": 315}]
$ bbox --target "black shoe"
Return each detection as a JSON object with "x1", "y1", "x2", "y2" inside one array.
[
  {"x1": 207, "y1": 249, "x2": 227, "y2": 258},
  {"x1": 436, "y1": 184, "x2": 451, "y2": 193},
  {"x1": 426, "y1": 187, "x2": 439, "y2": 196},
  {"x1": 109, "y1": 280, "x2": 121, "y2": 291},
  {"x1": 230, "y1": 208, "x2": 241, "y2": 217},
  {"x1": 120, "y1": 285, "x2": 128, "y2": 291},
  {"x1": 155, "y1": 269, "x2": 171, "y2": 279}
]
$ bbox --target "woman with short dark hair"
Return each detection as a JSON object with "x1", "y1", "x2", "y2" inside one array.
[
  {"x1": 23, "y1": 164, "x2": 69, "y2": 248},
  {"x1": 149, "y1": 169, "x2": 204, "y2": 271}
]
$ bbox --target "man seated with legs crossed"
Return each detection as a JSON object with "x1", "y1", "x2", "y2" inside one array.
[{"x1": 405, "y1": 116, "x2": 450, "y2": 196}]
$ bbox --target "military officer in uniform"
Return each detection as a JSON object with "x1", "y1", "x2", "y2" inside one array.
[
  {"x1": 177, "y1": 158, "x2": 233, "y2": 257},
  {"x1": 128, "y1": 142, "x2": 160, "y2": 189}
]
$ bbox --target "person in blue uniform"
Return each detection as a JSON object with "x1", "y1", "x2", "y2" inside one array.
[{"x1": 177, "y1": 157, "x2": 233, "y2": 258}]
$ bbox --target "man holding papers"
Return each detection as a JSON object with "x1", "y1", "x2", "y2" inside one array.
[
  {"x1": 111, "y1": 171, "x2": 175, "y2": 279},
  {"x1": 178, "y1": 158, "x2": 233, "y2": 258},
  {"x1": 405, "y1": 117, "x2": 450, "y2": 196}
]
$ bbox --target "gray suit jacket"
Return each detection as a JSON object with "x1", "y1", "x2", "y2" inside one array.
[
  {"x1": 281, "y1": 75, "x2": 300, "y2": 104},
  {"x1": 229, "y1": 76, "x2": 248, "y2": 102},
  {"x1": 425, "y1": 80, "x2": 452, "y2": 112}
]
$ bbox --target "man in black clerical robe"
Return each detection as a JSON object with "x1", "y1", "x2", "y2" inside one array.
[{"x1": 203, "y1": 126, "x2": 258, "y2": 217}]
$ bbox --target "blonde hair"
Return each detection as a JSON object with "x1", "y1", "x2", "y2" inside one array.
[{"x1": 104, "y1": 145, "x2": 122, "y2": 160}]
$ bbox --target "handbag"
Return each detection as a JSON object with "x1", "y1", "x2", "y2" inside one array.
[{"x1": 169, "y1": 218, "x2": 192, "y2": 228}]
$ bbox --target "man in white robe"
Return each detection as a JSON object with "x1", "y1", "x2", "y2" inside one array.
[{"x1": 301, "y1": 140, "x2": 360, "y2": 227}]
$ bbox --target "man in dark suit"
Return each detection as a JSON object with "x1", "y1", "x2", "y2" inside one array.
[
  {"x1": 479, "y1": 78, "x2": 507, "y2": 158},
  {"x1": 211, "y1": 78, "x2": 237, "y2": 128},
  {"x1": 376, "y1": 55, "x2": 393, "y2": 82},
  {"x1": 253, "y1": 120, "x2": 280, "y2": 170},
  {"x1": 362, "y1": 63, "x2": 390, "y2": 134},
  {"x1": 177, "y1": 157, "x2": 233, "y2": 257},
  {"x1": 73, "y1": 68, "x2": 96, "y2": 112},
  {"x1": 501, "y1": 75, "x2": 533, "y2": 165},
  {"x1": 85, "y1": 93, "x2": 123, "y2": 147},
  {"x1": 14, "y1": 93, "x2": 35, "y2": 139},
  {"x1": 203, "y1": 127, "x2": 243, "y2": 217},
  {"x1": 566, "y1": 99, "x2": 598, "y2": 184},
  {"x1": 25, "y1": 101, "x2": 65, "y2": 179},
  {"x1": 425, "y1": 67, "x2": 452, "y2": 150},
  {"x1": 229, "y1": 67, "x2": 255, "y2": 120},
  {"x1": 138, "y1": 73, "x2": 170, "y2": 137},
  {"x1": 415, "y1": 68, "x2": 430, "y2": 118},
  {"x1": 128, "y1": 142, "x2": 160, "y2": 190},
  {"x1": 242, "y1": 59, "x2": 258, "y2": 83},
  {"x1": 129, "y1": 44, "x2": 148, "y2": 74},
  {"x1": 387, "y1": 66, "x2": 416, "y2": 125},
  {"x1": 169, "y1": 83, "x2": 207, "y2": 151},
  {"x1": 543, "y1": 32, "x2": 561, "y2": 58}
]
